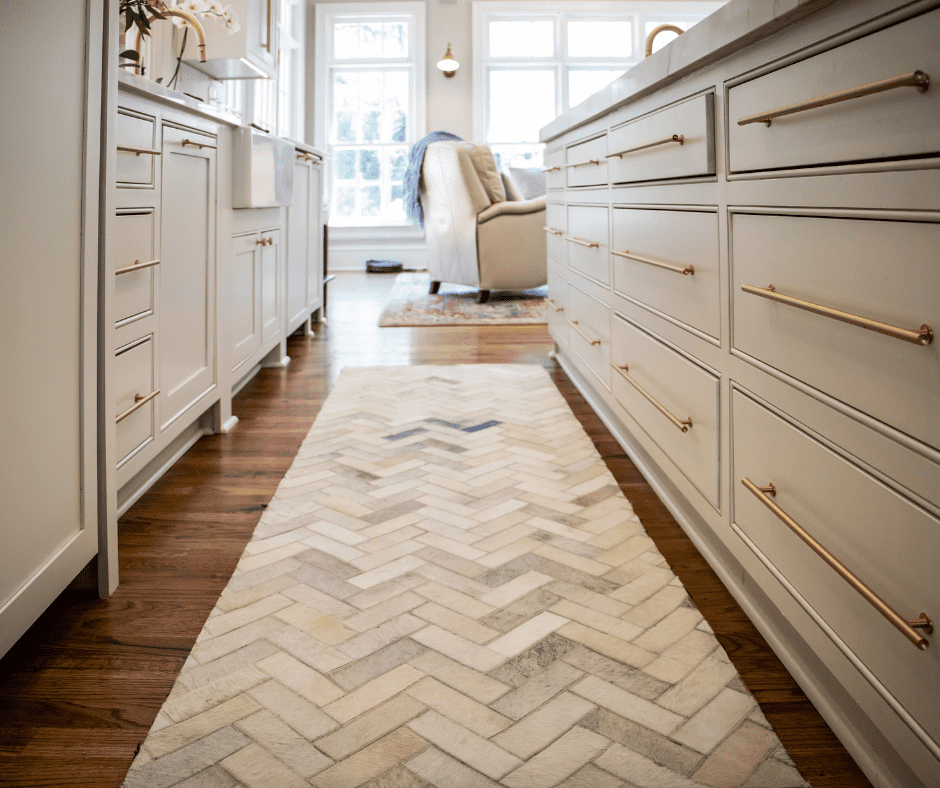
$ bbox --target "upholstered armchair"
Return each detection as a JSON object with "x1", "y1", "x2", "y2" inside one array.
[{"x1": 420, "y1": 141, "x2": 547, "y2": 303}]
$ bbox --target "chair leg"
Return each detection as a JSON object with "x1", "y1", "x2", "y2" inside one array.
[
  {"x1": 429, "y1": 281, "x2": 441, "y2": 295},
  {"x1": 476, "y1": 289, "x2": 490, "y2": 304}
]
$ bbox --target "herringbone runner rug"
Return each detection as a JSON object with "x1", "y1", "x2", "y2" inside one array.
[{"x1": 123, "y1": 365, "x2": 810, "y2": 788}]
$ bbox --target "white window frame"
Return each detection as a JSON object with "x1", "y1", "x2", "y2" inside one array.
[
  {"x1": 315, "y1": 2, "x2": 426, "y2": 230},
  {"x1": 473, "y1": 1, "x2": 724, "y2": 153},
  {"x1": 276, "y1": 0, "x2": 305, "y2": 141}
]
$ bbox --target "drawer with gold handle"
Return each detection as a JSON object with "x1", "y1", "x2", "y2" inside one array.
[
  {"x1": 568, "y1": 319, "x2": 601, "y2": 346},
  {"x1": 568, "y1": 284, "x2": 611, "y2": 389},
  {"x1": 115, "y1": 335, "x2": 156, "y2": 469},
  {"x1": 611, "y1": 363, "x2": 692, "y2": 432},
  {"x1": 606, "y1": 134, "x2": 684, "y2": 159},
  {"x1": 566, "y1": 205, "x2": 609, "y2": 285},
  {"x1": 566, "y1": 134, "x2": 608, "y2": 187},
  {"x1": 113, "y1": 210, "x2": 157, "y2": 330},
  {"x1": 612, "y1": 249, "x2": 693, "y2": 276}
]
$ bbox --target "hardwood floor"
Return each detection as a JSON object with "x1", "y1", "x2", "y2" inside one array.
[{"x1": 0, "y1": 272, "x2": 872, "y2": 787}]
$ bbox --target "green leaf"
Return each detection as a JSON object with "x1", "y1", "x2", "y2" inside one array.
[{"x1": 120, "y1": 49, "x2": 140, "y2": 61}]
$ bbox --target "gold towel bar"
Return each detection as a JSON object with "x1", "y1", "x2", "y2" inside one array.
[
  {"x1": 737, "y1": 70, "x2": 929, "y2": 127},
  {"x1": 546, "y1": 298, "x2": 564, "y2": 313},
  {"x1": 742, "y1": 478, "x2": 932, "y2": 650},
  {"x1": 117, "y1": 145, "x2": 161, "y2": 157},
  {"x1": 565, "y1": 236, "x2": 599, "y2": 249},
  {"x1": 568, "y1": 320, "x2": 601, "y2": 346},
  {"x1": 612, "y1": 249, "x2": 693, "y2": 275},
  {"x1": 181, "y1": 138, "x2": 217, "y2": 150},
  {"x1": 115, "y1": 258, "x2": 160, "y2": 276},
  {"x1": 606, "y1": 135, "x2": 684, "y2": 158},
  {"x1": 742, "y1": 284, "x2": 932, "y2": 346},
  {"x1": 116, "y1": 389, "x2": 160, "y2": 424},
  {"x1": 611, "y1": 363, "x2": 692, "y2": 432},
  {"x1": 543, "y1": 226, "x2": 564, "y2": 236}
]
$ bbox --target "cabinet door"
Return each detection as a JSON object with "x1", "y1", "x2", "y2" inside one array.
[
  {"x1": 307, "y1": 164, "x2": 324, "y2": 314},
  {"x1": 260, "y1": 228, "x2": 281, "y2": 344},
  {"x1": 159, "y1": 126, "x2": 217, "y2": 430},
  {"x1": 286, "y1": 160, "x2": 310, "y2": 329},
  {"x1": 232, "y1": 232, "x2": 262, "y2": 371}
]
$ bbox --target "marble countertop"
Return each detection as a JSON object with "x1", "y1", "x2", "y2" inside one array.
[
  {"x1": 539, "y1": 0, "x2": 832, "y2": 142},
  {"x1": 118, "y1": 69, "x2": 242, "y2": 126}
]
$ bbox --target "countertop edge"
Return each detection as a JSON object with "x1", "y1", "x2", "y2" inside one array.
[{"x1": 118, "y1": 70, "x2": 243, "y2": 127}]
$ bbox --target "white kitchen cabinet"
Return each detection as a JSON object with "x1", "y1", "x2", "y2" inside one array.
[
  {"x1": 286, "y1": 148, "x2": 324, "y2": 334},
  {"x1": 182, "y1": 0, "x2": 277, "y2": 80},
  {"x1": 231, "y1": 227, "x2": 282, "y2": 373}
]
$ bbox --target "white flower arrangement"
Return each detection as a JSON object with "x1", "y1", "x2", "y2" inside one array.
[{"x1": 167, "y1": 0, "x2": 240, "y2": 33}]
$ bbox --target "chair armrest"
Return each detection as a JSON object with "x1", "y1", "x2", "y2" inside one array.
[{"x1": 477, "y1": 196, "x2": 546, "y2": 225}]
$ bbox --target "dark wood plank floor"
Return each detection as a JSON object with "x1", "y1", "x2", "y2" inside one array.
[{"x1": 0, "y1": 273, "x2": 872, "y2": 787}]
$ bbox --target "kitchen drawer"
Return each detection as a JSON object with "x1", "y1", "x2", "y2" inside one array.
[
  {"x1": 547, "y1": 264, "x2": 568, "y2": 345},
  {"x1": 608, "y1": 93, "x2": 715, "y2": 183},
  {"x1": 116, "y1": 108, "x2": 158, "y2": 187},
  {"x1": 566, "y1": 135, "x2": 608, "y2": 188},
  {"x1": 115, "y1": 335, "x2": 157, "y2": 468},
  {"x1": 612, "y1": 207, "x2": 720, "y2": 339},
  {"x1": 568, "y1": 284, "x2": 610, "y2": 389},
  {"x1": 113, "y1": 209, "x2": 157, "y2": 328},
  {"x1": 728, "y1": 9, "x2": 940, "y2": 173},
  {"x1": 544, "y1": 148, "x2": 565, "y2": 191},
  {"x1": 731, "y1": 212, "x2": 940, "y2": 448},
  {"x1": 566, "y1": 205, "x2": 609, "y2": 286},
  {"x1": 612, "y1": 315, "x2": 719, "y2": 508},
  {"x1": 732, "y1": 389, "x2": 938, "y2": 746},
  {"x1": 545, "y1": 203, "x2": 567, "y2": 265}
]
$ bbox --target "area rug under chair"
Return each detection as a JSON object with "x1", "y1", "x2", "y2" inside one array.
[
  {"x1": 123, "y1": 365, "x2": 811, "y2": 788},
  {"x1": 377, "y1": 273, "x2": 548, "y2": 327}
]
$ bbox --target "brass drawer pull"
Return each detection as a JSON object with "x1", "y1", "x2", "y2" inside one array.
[
  {"x1": 568, "y1": 319, "x2": 601, "y2": 346},
  {"x1": 256, "y1": 237, "x2": 273, "y2": 246},
  {"x1": 737, "y1": 70, "x2": 930, "y2": 127},
  {"x1": 295, "y1": 152, "x2": 319, "y2": 161},
  {"x1": 563, "y1": 159, "x2": 601, "y2": 169},
  {"x1": 611, "y1": 363, "x2": 692, "y2": 432},
  {"x1": 543, "y1": 226, "x2": 564, "y2": 236},
  {"x1": 541, "y1": 165, "x2": 562, "y2": 173},
  {"x1": 181, "y1": 138, "x2": 217, "y2": 150},
  {"x1": 742, "y1": 284, "x2": 933, "y2": 346},
  {"x1": 546, "y1": 298, "x2": 564, "y2": 312},
  {"x1": 565, "y1": 236, "x2": 600, "y2": 249},
  {"x1": 612, "y1": 249, "x2": 693, "y2": 275},
  {"x1": 742, "y1": 477, "x2": 933, "y2": 650},
  {"x1": 116, "y1": 388, "x2": 159, "y2": 424},
  {"x1": 115, "y1": 258, "x2": 160, "y2": 276},
  {"x1": 117, "y1": 145, "x2": 161, "y2": 157},
  {"x1": 606, "y1": 134, "x2": 684, "y2": 158}
]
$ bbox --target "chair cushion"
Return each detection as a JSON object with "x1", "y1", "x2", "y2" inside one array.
[
  {"x1": 465, "y1": 143, "x2": 506, "y2": 204},
  {"x1": 506, "y1": 167, "x2": 547, "y2": 199}
]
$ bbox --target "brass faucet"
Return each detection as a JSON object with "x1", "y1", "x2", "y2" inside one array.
[
  {"x1": 126, "y1": 6, "x2": 207, "y2": 74},
  {"x1": 645, "y1": 24, "x2": 684, "y2": 57}
]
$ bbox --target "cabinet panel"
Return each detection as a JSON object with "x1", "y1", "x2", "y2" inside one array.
[
  {"x1": 728, "y1": 10, "x2": 940, "y2": 173},
  {"x1": 260, "y1": 228, "x2": 280, "y2": 344},
  {"x1": 566, "y1": 135, "x2": 608, "y2": 187},
  {"x1": 566, "y1": 205, "x2": 609, "y2": 286},
  {"x1": 547, "y1": 264, "x2": 568, "y2": 345},
  {"x1": 159, "y1": 126, "x2": 217, "y2": 429},
  {"x1": 232, "y1": 232, "x2": 261, "y2": 371},
  {"x1": 568, "y1": 284, "x2": 611, "y2": 389},
  {"x1": 287, "y1": 160, "x2": 310, "y2": 328},
  {"x1": 732, "y1": 389, "x2": 939, "y2": 746},
  {"x1": 612, "y1": 207, "x2": 719, "y2": 339},
  {"x1": 545, "y1": 203, "x2": 567, "y2": 265},
  {"x1": 116, "y1": 108, "x2": 157, "y2": 186},
  {"x1": 113, "y1": 209, "x2": 156, "y2": 328},
  {"x1": 544, "y1": 148, "x2": 565, "y2": 191},
  {"x1": 115, "y1": 335, "x2": 156, "y2": 467},
  {"x1": 731, "y1": 212, "x2": 940, "y2": 448},
  {"x1": 612, "y1": 316, "x2": 720, "y2": 508},
  {"x1": 307, "y1": 164, "x2": 323, "y2": 315}
]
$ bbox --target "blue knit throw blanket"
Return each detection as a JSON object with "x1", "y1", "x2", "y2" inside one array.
[{"x1": 404, "y1": 131, "x2": 462, "y2": 228}]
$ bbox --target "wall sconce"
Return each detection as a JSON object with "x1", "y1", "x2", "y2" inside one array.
[{"x1": 437, "y1": 44, "x2": 459, "y2": 78}]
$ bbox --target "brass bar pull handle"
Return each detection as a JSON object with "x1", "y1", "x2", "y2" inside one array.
[
  {"x1": 115, "y1": 258, "x2": 160, "y2": 276},
  {"x1": 563, "y1": 160, "x2": 601, "y2": 169},
  {"x1": 116, "y1": 388, "x2": 160, "y2": 424},
  {"x1": 568, "y1": 319, "x2": 601, "y2": 346},
  {"x1": 742, "y1": 284, "x2": 933, "y2": 346},
  {"x1": 117, "y1": 145, "x2": 161, "y2": 157},
  {"x1": 541, "y1": 165, "x2": 562, "y2": 173},
  {"x1": 737, "y1": 70, "x2": 930, "y2": 127},
  {"x1": 611, "y1": 363, "x2": 692, "y2": 432},
  {"x1": 606, "y1": 134, "x2": 684, "y2": 158},
  {"x1": 543, "y1": 226, "x2": 564, "y2": 236},
  {"x1": 741, "y1": 477, "x2": 933, "y2": 649},
  {"x1": 181, "y1": 138, "x2": 218, "y2": 150},
  {"x1": 565, "y1": 236, "x2": 600, "y2": 249},
  {"x1": 612, "y1": 249, "x2": 693, "y2": 275},
  {"x1": 546, "y1": 298, "x2": 564, "y2": 312}
]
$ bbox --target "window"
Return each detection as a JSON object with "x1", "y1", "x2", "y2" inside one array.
[
  {"x1": 473, "y1": 1, "x2": 725, "y2": 168},
  {"x1": 316, "y1": 3, "x2": 426, "y2": 227}
]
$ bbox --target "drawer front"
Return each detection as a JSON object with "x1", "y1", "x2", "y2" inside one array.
[
  {"x1": 116, "y1": 109, "x2": 157, "y2": 187},
  {"x1": 547, "y1": 264, "x2": 568, "y2": 345},
  {"x1": 115, "y1": 335, "x2": 156, "y2": 467},
  {"x1": 732, "y1": 389, "x2": 939, "y2": 745},
  {"x1": 545, "y1": 203, "x2": 567, "y2": 265},
  {"x1": 728, "y1": 10, "x2": 940, "y2": 173},
  {"x1": 608, "y1": 93, "x2": 715, "y2": 183},
  {"x1": 566, "y1": 205, "x2": 609, "y2": 285},
  {"x1": 545, "y1": 148, "x2": 565, "y2": 191},
  {"x1": 568, "y1": 284, "x2": 610, "y2": 389},
  {"x1": 612, "y1": 315, "x2": 719, "y2": 508},
  {"x1": 731, "y1": 212, "x2": 940, "y2": 448},
  {"x1": 612, "y1": 208, "x2": 720, "y2": 339},
  {"x1": 113, "y1": 210, "x2": 157, "y2": 328},
  {"x1": 566, "y1": 135, "x2": 608, "y2": 187}
]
